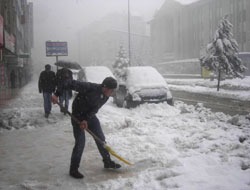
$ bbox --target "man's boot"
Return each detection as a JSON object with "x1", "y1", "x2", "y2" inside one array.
[
  {"x1": 69, "y1": 169, "x2": 84, "y2": 179},
  {"x1": 45, "y1": 113, "x2": 49, "y2": 118},
  {"x1": 103, "y1": 160, "x2": 121, "y2": 169}
]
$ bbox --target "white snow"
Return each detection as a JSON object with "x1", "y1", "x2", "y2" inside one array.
[
  {"x1": 166, "y1": 76, "x2": 250, "y2": 101},
  {"x1": 84, "y1": 66, "x2": 115, "y2": 84},
  {"x1": 127, "y1": 66, "x2": 168, "y2": 93},
  {"x1": 0, "y1": 78, "x2": 250, "y2": 190}
]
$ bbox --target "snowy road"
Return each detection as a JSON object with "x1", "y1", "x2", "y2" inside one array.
[
  {"x1": 172, "y1": 90, "x2": 250, "y2": 115},
  {"x1": 0, "y1": 80, "x2": 250, "y2": 190}
]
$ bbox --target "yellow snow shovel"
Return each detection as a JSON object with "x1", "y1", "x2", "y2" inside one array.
[{"x1": 55, "y1": 100, "x2": 132, "y2": 166}]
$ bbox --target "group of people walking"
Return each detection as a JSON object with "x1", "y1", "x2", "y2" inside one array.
[
  {"x1": 38, "y1": 64, "x2": 72, "y2": 118},
  {"x1": 38, "y1": 63, "x2": 121, "y2": 179}
]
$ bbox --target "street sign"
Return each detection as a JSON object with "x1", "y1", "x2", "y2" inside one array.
[{"x1": 45, "y1": 41, "x2": 68, "y2": 56}]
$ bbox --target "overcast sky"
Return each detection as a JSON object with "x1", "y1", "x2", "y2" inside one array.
[{"x1": 28, "y1": 0, "x2": 199, "y2": 73}]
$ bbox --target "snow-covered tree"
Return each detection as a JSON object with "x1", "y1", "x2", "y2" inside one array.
[
  {"x1": 112, "y1": 45, "x2": 129, "y2": 82},
  {"x1": 200, "y1": 15, "x2": 247, "y2": 91}
]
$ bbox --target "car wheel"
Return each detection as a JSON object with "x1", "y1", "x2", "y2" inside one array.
[
  {"x1": 124, "y1": 98, "x2": 138, "y2": 109},
  {"x1": 123, "y1": 99, "x2": 128, "y2": 108},
  {"x1": 167, "y1": 98, "x2": 174, "y2": 106},
  {"x1": 123, "y1": 99, "x2": 133, "y2": 109}
]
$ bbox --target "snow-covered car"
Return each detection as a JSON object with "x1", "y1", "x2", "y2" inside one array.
[
  {"x1": 77, "y1": 66, "x2": 115, "y2": 83},
  {"x1": 70, "y1": 69, "x2": 82, "y2": 80},
  {"x1": 113, "y1": 66, "x2": 174, "y2": 108}
]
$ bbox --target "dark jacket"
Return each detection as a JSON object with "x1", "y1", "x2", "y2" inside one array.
[
  {"x1": 56, "y1": 68, "x2": 73, "y2": 97},
  {"x1": 38, "y1": 70, "x2": 56, "y2": 93},
  {"x1": 55, "y1": 80, "x2": 108, "y2": 121}
]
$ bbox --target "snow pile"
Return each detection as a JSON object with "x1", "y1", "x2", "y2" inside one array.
[
  {"x1": 89, "y1": 101, "x2": 250, "y2": 189},
  {"x1": 0, "y1": 83, "x2": 62, "y2": 131},
  {"x1": 167, "y1": 76, "x2": 250, "y2": 91},
  {"x1": 167, "y1": 76, "x2": 250, "y2": 101}
]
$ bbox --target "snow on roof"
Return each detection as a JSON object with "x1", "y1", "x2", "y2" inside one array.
[
  {"x1": 84, "y1": 66, "x2": 115, "y2": 84},
  {"x1": 126, "y1": 66, "x2": 168, "y2": 93}
]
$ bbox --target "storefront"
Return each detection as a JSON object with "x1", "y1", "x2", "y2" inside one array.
[
  {"x1": 3, "y1": 29, "x2": 17, "y2": 89},
  {"x1": 0, "y1": 14, "x2": 6, "y2": 89}
]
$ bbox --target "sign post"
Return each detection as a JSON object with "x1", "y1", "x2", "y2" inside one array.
[{"x1": 45, "y1": 41, "x2": 68, "y2": 71}]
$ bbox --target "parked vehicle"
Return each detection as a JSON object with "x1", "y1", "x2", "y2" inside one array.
[
  {"x1": 113, "y1": 66, "x2": 174, "y2": 108},
  {"x1": 77, "y1": 66, "x2": 115, "y2": 83},
  {"x1": 69, "y1": 69, "x2": 81, "y2": 80},
  {"x1": 238, "y1": 52, "x2": 250, "y2": 76}
]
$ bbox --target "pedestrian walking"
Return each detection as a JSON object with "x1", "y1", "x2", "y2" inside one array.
[
  {"x1": 56, "y1": 68, "x2": 73, "y2": 114},
  {"x1": 18, "y1": 69, "x2": 23, "y2": 88},
  {"x1": 38, "y1": 64, "x2": 56, "y2": 118},
  {"x1": 10, "y1": 70, "x2": 16, "y2": 88},
  {"x1": 52, "y1": 77, "x2": 121, "y2": 179}
]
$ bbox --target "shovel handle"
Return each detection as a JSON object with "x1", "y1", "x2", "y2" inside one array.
[{"x1": 54, "y1": 100, "x2": 105, "y2": 146}]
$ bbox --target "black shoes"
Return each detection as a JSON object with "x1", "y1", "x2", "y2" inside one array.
[
  {"x1": 60, "y1": 108, "x2": 67, "y2": 115},
  {"x1": 69, "y1": 160, "x2": 121, "y2": 179},
  {"x1": 104, "y1": 160, "x2": 121, "y2": 169},
  {"x1": 45, "y1": 112, "x2": 49, "y2": 118},
  {"x1": 69, "y1": 170, "x2": 84, "y2": 179}
]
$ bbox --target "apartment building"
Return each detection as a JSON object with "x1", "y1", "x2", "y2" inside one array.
[
  {"x1": 150, "y1": 0, "x2": 250, "y2": 63},
  {"x1": 0, "y1": 0, "x2": 33, "y2": 88}
]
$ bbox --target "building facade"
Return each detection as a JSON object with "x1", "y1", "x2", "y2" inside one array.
[
  {"x1": 0, "y1": 0, "x2": 33, "y2": 89},
  {"x1": 78, "y1": 13, "x2": 152, "y2": 69},
  {"x1": 150, "y1": 0, "x2": 250, "y2": 63}
]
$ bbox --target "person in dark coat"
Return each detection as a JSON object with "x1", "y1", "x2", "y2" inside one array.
[
  {"x1": 52, "y1": 77, "x2": 121, "y2": 179},
  {"x1": 56, "y1": 68, "x2": 73, "y2": 114},
  {"x1": 38, "y1": 64, "x2": 56, "y2": 118},
  {"x1": 10, "y1": 70, "x2": 16, "y2": 88}
]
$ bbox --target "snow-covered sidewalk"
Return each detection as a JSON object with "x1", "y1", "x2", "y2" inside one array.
[
  {"x1": 166, "y1": 76, "x2": 250, "y2": 101},
  {"x1": 0, "y1": 80, "x2": 250, "y2": 190}
]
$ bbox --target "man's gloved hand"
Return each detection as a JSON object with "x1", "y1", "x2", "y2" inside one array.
[
  {"x1": 39, "y1": 89, "x2": 42, "y2": 93},
  {"x1": 80, "y1": 120, "x2": 88, "y2": 130},
  {"x1": 51, "y1": 94, "x2": 58, "y2": 104}
]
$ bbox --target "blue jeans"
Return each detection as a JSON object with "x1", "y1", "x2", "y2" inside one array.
[
  {"x1": 43, "y1": 92, "x2": 52, "y2": 114},
  {"x1": 70, "y1": 115, "x2": 111, "y2": 171},
  {"x1": 59, "y1": 90, "x2": 70, "y2": 111}
]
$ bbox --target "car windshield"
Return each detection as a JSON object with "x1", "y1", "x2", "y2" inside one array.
[
  {"x1": 126, "y1": 66, "x2": 168, "y2": 93},
  {"x1": 85, "y1": 66, "x2": 115, "y2": 84}
]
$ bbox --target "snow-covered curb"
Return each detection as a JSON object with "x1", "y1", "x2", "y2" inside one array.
[{"x1": 166, "y1": 76, "x2": 250, "y2": 101}]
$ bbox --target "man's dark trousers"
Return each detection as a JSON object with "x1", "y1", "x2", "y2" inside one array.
[
  {"x1": 70, "y1": 115, "x2": 111, "y2": 171},
  {"x1": 43, "y1": 92, "x2": 52, "y2": 114}
]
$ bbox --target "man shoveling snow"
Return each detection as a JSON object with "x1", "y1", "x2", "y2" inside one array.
[{"x1": 52, "y1": 77, "x2": 121, "y2": 179}]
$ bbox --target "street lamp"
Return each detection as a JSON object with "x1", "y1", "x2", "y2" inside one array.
[{"x1": 128, "y1": 0, "x2": 131, "y2": 66}]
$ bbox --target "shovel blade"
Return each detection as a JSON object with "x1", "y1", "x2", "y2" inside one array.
[{"x1": 105, "y1": 145, "x2": 132, "y2": 166}]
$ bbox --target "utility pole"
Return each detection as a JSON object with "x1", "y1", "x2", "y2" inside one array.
[{"x1": 128, "y1": 0, "x2": 131, "y2": 66}]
